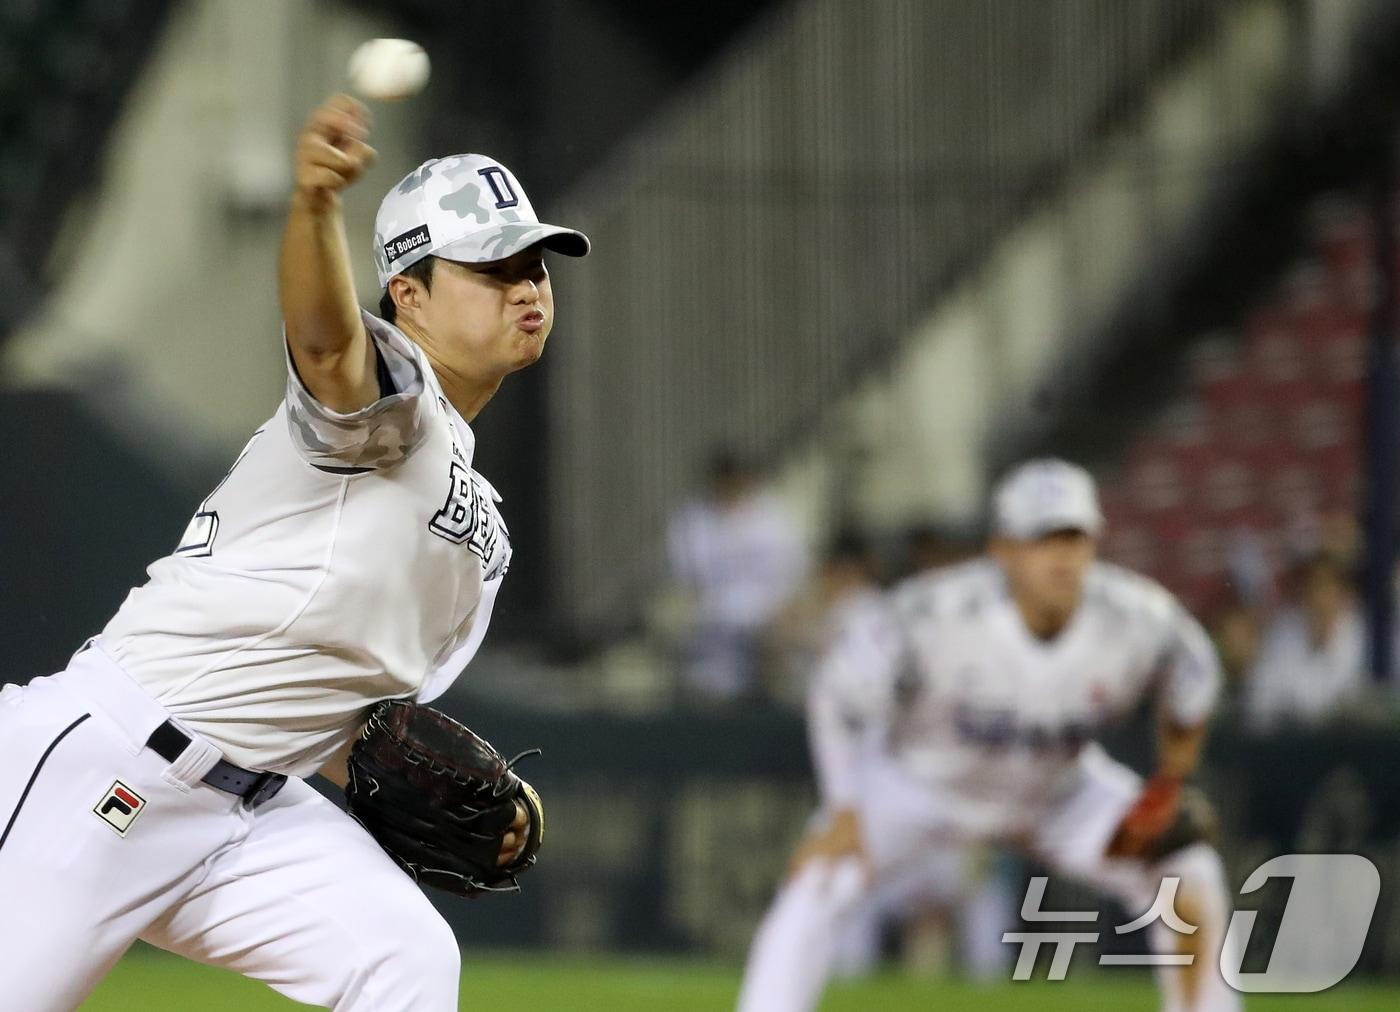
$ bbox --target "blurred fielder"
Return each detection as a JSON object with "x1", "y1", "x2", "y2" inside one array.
[
  {"x1": 739, "y1": 459, "x2": 1239, "y2": 1012},
  {"x1": 0, "y1": 95, "x2": 587, "y2": 1011}
]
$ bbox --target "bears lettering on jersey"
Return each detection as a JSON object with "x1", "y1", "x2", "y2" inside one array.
[{"x1": 428, "y1": 461, "x2": 510, "y2": 579}]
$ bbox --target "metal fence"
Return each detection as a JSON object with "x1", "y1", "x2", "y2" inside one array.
[{"x1": 546, "y1": 0, "x2": 1235, "y2": 638}]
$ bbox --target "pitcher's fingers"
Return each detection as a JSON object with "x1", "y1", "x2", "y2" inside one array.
[
  {"x1": 297, "y1": 165, "x2": 352, "y2": 192},
  {"x1": 312, "y1": 94, "x2": 370, "y2": 133},
  {"x1": 300, "y1": 137, "x2": 360, "y2": 174},
  {"x1": 322, "y1": 92, "x2": 370, "y2": 123},
  {"x1": 497, "y1": 834, "x2": 521, "y2": 866},
  {"x1": 339, "y1": 138, "x2": 377, "y2": 169}
]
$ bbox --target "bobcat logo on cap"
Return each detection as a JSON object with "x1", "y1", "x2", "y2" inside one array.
[{"x1": 383, "y1": 224, "x2": 433, "y2": 265}]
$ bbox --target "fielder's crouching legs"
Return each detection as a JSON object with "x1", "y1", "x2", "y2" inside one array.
[
  {"x1": 737, "y1": 856, "x2": 870, "y2": 1012},
  {"x1": 738, "y1": 840, "x2": 1240, "y2": 1012},
  {"x1": 1147, "y1": 842, "x2": 1240, "y2": 1012},
  {"x1": 141, "y1": 777, "x2": 461, "y2": 1011},
  {"x1": 1042, "y1": 749, "x2": 1240, "y2": 1012}
]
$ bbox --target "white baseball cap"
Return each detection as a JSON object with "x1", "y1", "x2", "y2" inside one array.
[
  {"x1": 373, "y1": 154, "x2": 590, "y2": 287},
  {"x1": 992, "y1": 459, "x2": 1104, "y2": 539}
]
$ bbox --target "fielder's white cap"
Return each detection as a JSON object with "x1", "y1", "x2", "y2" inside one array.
[
  {"x1": 992, "y1": 459, "x2": 1104, "y2": 539},
  {"x1": 373, "y1": 154, "x2": 589, "y2": 287}
]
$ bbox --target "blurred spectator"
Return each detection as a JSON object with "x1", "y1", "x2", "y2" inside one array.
[
  {"x1": 762, "y1": 529, "x2": 881, "y2": 708},
  {"x1": 1206, "y1": 585, "x2": 1263, "y2": 702},
  {"x1": 1243, "y1": 552, "x2": 1367, "y2": 730},
  {"x1": 1284, "y1": 509, "x2": 1362, "y2": 572},
  {"x1": 666, "y1": 450, "x2": 807, "y2": 702},
  {"x1": 1222, "y1": 526, "x2": 1275, "y2": 611}
]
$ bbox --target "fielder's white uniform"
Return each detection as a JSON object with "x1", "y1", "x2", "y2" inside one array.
[
  {"x1": 0, "y1": 312, "x2": 510, "y2": 1011},
  {"x1": 739, "y1": 558, "x2": 1240, "y2": 1012},
  {"x1": 809, "y1": 588, "x2": 1015, "y2": 981}
]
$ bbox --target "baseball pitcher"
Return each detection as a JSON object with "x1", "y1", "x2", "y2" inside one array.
[{"x1": 0, "y1": 95, "x2": 587, "y2": 1011}]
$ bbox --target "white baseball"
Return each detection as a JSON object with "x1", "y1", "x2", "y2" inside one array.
[{"x1": 347, "y1": 39, "x2": 430, "y2": 102}]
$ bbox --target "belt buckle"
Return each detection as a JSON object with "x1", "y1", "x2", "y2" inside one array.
[{"x1": 244, "y1": 771, "x2": 288, "y2": 810}]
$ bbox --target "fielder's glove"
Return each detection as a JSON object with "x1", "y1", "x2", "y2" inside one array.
[
  {"x1": 345, "y1": 700, "x2": 544, "y2": 897},
  {"x1": 1105, "y1": 774, "x2": 1217, "y2": 861}
]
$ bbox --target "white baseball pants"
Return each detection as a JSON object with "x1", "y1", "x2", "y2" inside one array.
[
  {"x1": 737, "y1": 746, "x2": 1240, "y2": 1012},
  {"x1": 0, "y1": 646, "x2": 460, "y2": 1011}
]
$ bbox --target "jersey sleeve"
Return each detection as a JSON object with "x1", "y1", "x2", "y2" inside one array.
[
  {"x1": 806, "y1": 594, "x2": 906, "y2": 809},
  {"x1": 1155, "y1": 600, "x2": 1222, "y2": 727},
  {"x1": 284, "y1": 310, "x2": 432, "y2": 471}
]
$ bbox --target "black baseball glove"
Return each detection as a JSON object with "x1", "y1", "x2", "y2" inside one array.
[{"x1": 345, "y1": 699, "x2": 544, "y2": 897}]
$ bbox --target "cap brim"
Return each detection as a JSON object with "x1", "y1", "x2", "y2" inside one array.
[
  {"x1": 536, "y1": 225, "x2": 591, "y2": 258},
  {"x1": 999, "y1": 514, "x2": 1104, "y2": 539},
  {"x1": 434, "y1": 222, "x2": 590, "y2": 264}
]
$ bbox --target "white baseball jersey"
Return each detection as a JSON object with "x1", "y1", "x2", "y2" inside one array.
[
  {"x1": 1243, "y1": 603, "x2": 1366, "y2": 729},
  {"x1": 98, "y1": 310, "x2": 511, "y2": 777},
  {"x1": 666, "y1": 491, "x2": 807, "y2": 631},
  {"x1": 810, "y1": 558, "x2": 1220, "y2": 839}
]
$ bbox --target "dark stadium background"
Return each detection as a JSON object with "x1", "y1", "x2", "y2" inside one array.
[{"x1": 3, "y1": 1, "x2": 1399, "y2": 1008}]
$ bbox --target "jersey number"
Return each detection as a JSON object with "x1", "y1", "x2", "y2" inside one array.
[{"x1": 174, "y1": 430, "x2": 263, "y2": 558}]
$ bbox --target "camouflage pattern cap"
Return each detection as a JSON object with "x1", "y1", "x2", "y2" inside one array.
[{"x1": 373, "y1": 154, "x2": 589, "y2": 287}]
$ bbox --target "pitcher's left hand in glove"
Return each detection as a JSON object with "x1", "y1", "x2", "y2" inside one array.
[{"x1": 345, "y1": 700, "x2": 544, "y2": 897}]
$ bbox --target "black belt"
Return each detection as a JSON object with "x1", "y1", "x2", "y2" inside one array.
[{"x1": 146, "y1": 721, "x2": 287, "y2": 809}]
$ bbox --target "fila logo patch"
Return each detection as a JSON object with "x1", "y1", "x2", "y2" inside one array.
[{"x1": 93, "y1": 780, "x2": 147, "y2": 836}]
